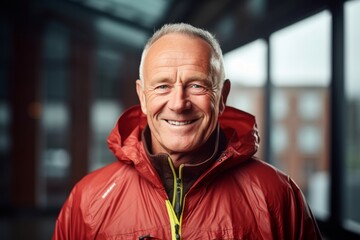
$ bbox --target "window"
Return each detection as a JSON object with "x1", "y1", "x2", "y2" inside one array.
[
  {"x1": 270, "y1": 10, "x2": 331, "y2": 220},
  {"x1": 224, "y1": 39, "x2": 267, "y2": 159},
  {"x1": 344, "y1": 0, "x2": 360, "y2": 232},
  {"x1": 39, "y1": 22, "x2": 71, "y2": 207},
  {"x1": 89, "y1": 48, "x2": 123, "y2": 171}
]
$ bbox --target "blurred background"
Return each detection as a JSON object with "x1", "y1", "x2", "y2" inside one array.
[{"x1": 0, "y1": 0, "x2": 359, "y2": 239}]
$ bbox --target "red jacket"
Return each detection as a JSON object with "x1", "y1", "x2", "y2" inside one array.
[{"x1": 53, "y1": 105, "x2": 322, "y2": 239}]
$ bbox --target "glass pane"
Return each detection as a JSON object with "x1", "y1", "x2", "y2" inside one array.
[
  {"x1": 90, "y1": 100, "x2": 122, "y2": 171},
  {"x1": 89, "y1": 48, "x2": 124, "y2": 171},
  {"x1": 39, "y1": 22, "x2": 71, "y2": 207},
  {"x1": 223, "y1": 39, "x2": 267, "y2": 159},
  {"x1": 344, "y1": 0, "x2": 360, "y2": 231},
  {"x1": 271, "y1": 11, "x2": 331, "y2": 86},
  {"x1": 270, "y1": 10, "x2": 331, "y2": 220},
  {"x1": 224, "y1": 39, "x2": 267, "y2": 86}
]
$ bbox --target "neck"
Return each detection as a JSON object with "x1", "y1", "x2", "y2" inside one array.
[
  {"x1": 141, "y1": 125, "x2": 220, "y2": 168},
  {"x1": 161, "y1": 128, "x2": 219, "y2": 168}
]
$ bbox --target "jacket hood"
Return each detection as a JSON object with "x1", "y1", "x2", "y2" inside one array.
[
  {"x1": 107, "y1": 105, "x2": 259, "y2": 167},
  {"x1": 218, "y1": 105, "x2": 260, "y2": 160},
  {"x1": 107, "y1": 105, "x2": 147, "y2": 165}
]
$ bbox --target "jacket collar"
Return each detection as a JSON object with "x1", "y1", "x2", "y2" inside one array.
[
  {"x1": 141, "y1": 124, "x2": 226, "y2": 200},
  {"x1": 107, "y1": 105, "x2": 259, "y2": 187}
]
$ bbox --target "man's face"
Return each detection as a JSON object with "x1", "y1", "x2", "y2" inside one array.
[{"x1": 137, "y1": 33, "x2": 229, "y2": 155}]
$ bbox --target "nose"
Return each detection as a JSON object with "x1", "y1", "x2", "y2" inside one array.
[{"x1": 168, "y1": 84, "x2": 191, "y2": 113}]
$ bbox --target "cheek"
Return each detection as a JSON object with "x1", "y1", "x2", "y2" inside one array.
[
  {"x1": 206, "y1": 93, "x2": 222, "y2": 124},
  {"x1": 144, "y1": 94, "x2": 166, "y2": 116},
  {"x1": 199, "y1": 92, "x2": 220, "y2": 112}
]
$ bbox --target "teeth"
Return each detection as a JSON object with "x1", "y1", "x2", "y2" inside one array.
[{"x1": 167, "y1": 120, "x2": 192, "y2": 126}]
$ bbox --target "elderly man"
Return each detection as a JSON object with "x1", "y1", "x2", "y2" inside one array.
[{"x1": 53, "y1": 23, "x2": 322, "y2": 239}]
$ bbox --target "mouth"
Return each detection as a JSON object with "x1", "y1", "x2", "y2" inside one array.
[{"x1": 165, "y1": 119, "x2": 196, "y2": 126}]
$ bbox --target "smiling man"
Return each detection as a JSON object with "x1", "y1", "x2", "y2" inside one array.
[
  {"x1": 136, "y1": 32, "x2": 229, "y2": 168},
  {"x1": 53, "y1": 23, "x2": 322, "y2": 240}
]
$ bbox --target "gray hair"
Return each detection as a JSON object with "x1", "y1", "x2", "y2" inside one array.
[{"x1": 139, "y1": 23, "x2": 225, "y2": 88}]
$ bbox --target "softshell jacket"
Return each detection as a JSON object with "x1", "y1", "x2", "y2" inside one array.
[{"x1": 53, "y1": 105, "x2": 322, "y2": 240}]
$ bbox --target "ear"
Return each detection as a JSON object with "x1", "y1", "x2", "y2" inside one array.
[
  {"x1": 219, "y1": 79, "x2": 231, "y2": 115},
  {"x1": 136, "y1": 79, "x2": 147, "y2": 114}
]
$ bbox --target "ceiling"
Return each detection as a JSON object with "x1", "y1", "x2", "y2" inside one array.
[{"x1": 6, "y1": 0, "x2": 330, "y2": 53}]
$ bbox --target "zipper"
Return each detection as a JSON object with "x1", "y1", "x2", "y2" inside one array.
[
  {"x1": 165, "y1": 200, "x2": 182, "y2": 240},
  {"x1": 166, "y1": 157, "x2": 184, "y2": 239},
  {"x1": 175, "y1": 224, "x2": 180, "y2": 240},
  {"x1": 174, "y1": 178, "x2": 182, "y2": 218}
]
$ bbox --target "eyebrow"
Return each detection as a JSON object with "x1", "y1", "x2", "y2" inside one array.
[{"x1": 149, "y1": 77, "x2": 173, "y2": 85}]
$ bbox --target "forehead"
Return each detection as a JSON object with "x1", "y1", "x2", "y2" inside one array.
[
  {"x1": 146, "y1": 34, "x2": 211, "y2": 65},
  {"x1": 143, "y1": 34, "x2": 212, "y2": 77},
  {"x1": 149, "y1": 33, "x2": 212, "y2": 52}
]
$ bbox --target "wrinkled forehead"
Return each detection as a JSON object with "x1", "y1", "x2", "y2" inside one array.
[
  {"x1": 145, "y1": 33, "x2": 212, "y2": 61},
  {"x1": 143, "y1": 34, "x2": 212, "y2": 75}
]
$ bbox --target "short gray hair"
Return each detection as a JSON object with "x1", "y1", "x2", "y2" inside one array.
[{"x1": 139, "y1": 23, "x2": 225, "y2": 88}]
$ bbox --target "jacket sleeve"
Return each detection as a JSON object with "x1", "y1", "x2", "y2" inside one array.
[
  {"x1": 281, "y1": 177, "x2": 323, "y2": 240},
  {"x1": 52, "y1": 185, "x2": 90, "y2": 240}
]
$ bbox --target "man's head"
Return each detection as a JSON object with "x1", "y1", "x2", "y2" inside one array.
[
  {"x1": 139, "y1": 23, "x2": 226, "y2": 88},
  {"x1": 136, "y1": 23, "x2": 230, "y2": 157}
]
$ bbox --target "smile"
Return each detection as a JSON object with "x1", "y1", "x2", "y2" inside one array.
[{"x1": 166, "y1": 120, "x2": 194, "y2": 126}]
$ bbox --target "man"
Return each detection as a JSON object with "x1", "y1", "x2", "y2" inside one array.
[{"x1": 53, "y1": 23, "x2": 322, "y2": 239}]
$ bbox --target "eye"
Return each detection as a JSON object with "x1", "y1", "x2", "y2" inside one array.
[
  {"x1": 154, "y1": 84, "x2": 171, "y2": 93},
  {"x1": 157, "y1": 85, "x2": 169, "y2": 89},
  {"x1": 190, "y1": 84, "x2": 202, "y2": 88},
  {"x1": 188, "y1": 84, "x2": 208, "y2": 94}
]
